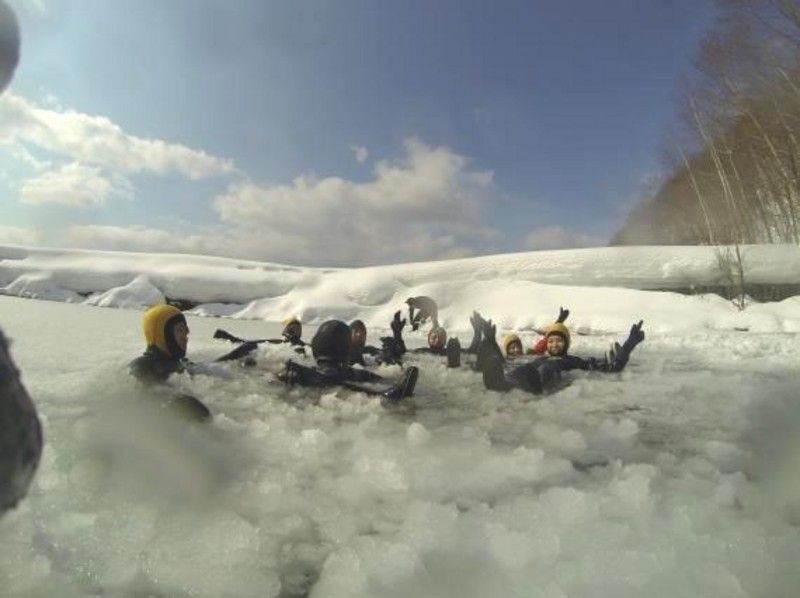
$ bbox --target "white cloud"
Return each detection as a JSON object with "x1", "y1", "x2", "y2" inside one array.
[
  {"x1": 213, "y1": 138, "x2": 496, "y2": 265},
  {"x1": 66, "y1": 225, "x2": 213, "y2": 254},
  {"x1": 0, "y1": 225, "x2": 43, "y2": 246},
  {"x1": 63, "y1": 223, "x2": 481, "y2": 267},
  {"x1": 0, "y1": 93, "x2": 236, "y2": 179},
  {"x1": 20, "y1": 162, "x2": 133, "y2": 207},
  {"x1": 522, "y1": 226, "x2": 605, "y2": 251},
  {"x1": 350, "y1": 144, "x2": 369, "y2": 163}
]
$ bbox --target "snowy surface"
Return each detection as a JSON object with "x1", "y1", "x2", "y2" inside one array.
[
  {"x1": 2, "y1": 244, "x2": 800, "y2": 336},
  {"x1": 1, "y1": 295, "x2": 799, "y2": 597}
]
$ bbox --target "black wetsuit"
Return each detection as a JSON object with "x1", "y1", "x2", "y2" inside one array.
[
  {"x1": 128, "y1": 347, "x2": 211, "y2": 421},
  {"x1": 129, "y1": 346, "x2": 187, "y2": 385},
  {"x1": 281, "y1": 359, "x2": 384, "y2": 387},
  {"x1": 278, "y1": 358, "x2": 417, "y2": 402},
  {"x1": 483, "y1": 344, "x2": 636, "y2": 395}
]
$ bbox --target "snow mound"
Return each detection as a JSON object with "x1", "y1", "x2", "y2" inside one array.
[
  {"x1": 83, "y1": 275, "x2": 165, "y2": 309},
  {"x1": 1, "y1": 272, "x2": 83, "y2": 303}
]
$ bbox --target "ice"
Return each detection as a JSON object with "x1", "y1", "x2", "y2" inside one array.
[{"x1": 1, "y1": 283, "x2": 799, "y2": 596}]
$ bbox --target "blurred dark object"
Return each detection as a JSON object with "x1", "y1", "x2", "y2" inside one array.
[
  {"x1": 0, "y1": 0, "x2": 20, "y2": 93},
  {"x1": 0, "y1": 328, "x2": 43, "y2": 513}
]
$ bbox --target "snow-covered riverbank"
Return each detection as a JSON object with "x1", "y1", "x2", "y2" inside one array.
[{"x1": 3, "y1": 244, "x2": 800, "y2": 336}]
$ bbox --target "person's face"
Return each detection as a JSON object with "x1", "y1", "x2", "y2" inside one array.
[
  {"x1": 507, "y1": 340, "x2": 523, "y2": 358},
  {"x1": 285, "y1": 322, "x2": 301, "y2": 339},
  {"x1": 173, "y1": 321, "x2": 189, "y2": 353},
  {"x1": 351, "y1": 327, "x2": 366, "y2": 347},
  {"x1": 428, "y1": 329, "x2": 445, "y2": 349},
  {"x1": 546, "y1": 334, "x2": 566, "y2": 356}
]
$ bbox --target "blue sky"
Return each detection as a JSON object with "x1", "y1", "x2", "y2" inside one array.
[{"x1": 1, "y1": 0, "x2": 716, "y2": 266}]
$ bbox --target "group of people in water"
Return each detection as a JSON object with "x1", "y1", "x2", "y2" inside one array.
[{"x1": 128, "y1": 296, "x2": 646, "y2": 422}]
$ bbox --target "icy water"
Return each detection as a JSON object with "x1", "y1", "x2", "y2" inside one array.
[{"x1": 0, "y1": 296, "x2": 798, "y2": 597}]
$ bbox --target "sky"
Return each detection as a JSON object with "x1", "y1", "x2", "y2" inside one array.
[{"x1": 0, "y1": 0, "x2": 717, "y2": 267}]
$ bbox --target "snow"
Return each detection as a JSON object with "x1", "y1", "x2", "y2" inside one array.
[
  {"x1": 83, "y1": 275, "x2": 165, "y2": 309},
  {"x1": 2, "y1": 244, "x2": 800, "y2": 335},
  {"x1": 1, "y1": 243, "x2": 799, "y2": 595},
  {"x1": 1, "y1": 289, "x2": 799, "y2": 597}
]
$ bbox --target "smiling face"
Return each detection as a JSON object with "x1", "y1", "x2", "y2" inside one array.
[
  {"x1": 546, "y1": 333, "x2": 566, "y2": 357},
  {"x1": 506, "y1": 339, "x2": 523, "y2": 358}
]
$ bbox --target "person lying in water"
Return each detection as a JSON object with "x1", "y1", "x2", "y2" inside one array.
[
  {"x1": 478, "y1": 318, "x2": 645, "y2": 395},
  {"x1": 382, "y1": 310, "x2": 484, "y2": 368},
  {"x1": 475, "y1": 307, "x2": 571, "y2": 362},
  {"x1": 214, "y1": 316, "x2": 306, "y2": 355},
  {"x1": 277, "y1": 320, "x2": 418, "y2": 403},
  {"x1": 349, "y1": 311, "x2": 407, "y2": 367},
  {"x1": 129, "y1": 304, "x2": 253, "y2": 421}
]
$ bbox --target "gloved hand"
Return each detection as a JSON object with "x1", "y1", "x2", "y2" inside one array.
[
  {"x1": 391, "y1": 310, "x2": 406, "y2": 338},
  {"x1": 379, "y1": 337, "x2": 404, "y2": 365},
  {"x1": 557, "y1": 306, "x2": 570, "y2": 324},
  {"x1": 623, "y1": 320, "x2": 645, "y2": 350},
  {"x1": 470, "y1": 311, "x2": 485, "y2": 335},
  {"x1": 277, "y1": 360, "x2": 301, "y2": 385},
  {"x1": 481, "y1": 319, "x2": 497, "y2": 343}
]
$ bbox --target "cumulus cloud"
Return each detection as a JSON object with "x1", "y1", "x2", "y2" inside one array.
[
  {"x1": 522, "y1": 226, "x2": 605, "y2": 251},
  {"x1": 66, "y1": 225, "x2": 214, "y2": 254},
  {"x1": 9, "y1": 137, "x2": 502, "y2": 267},
  {"x1": 350, "y1": 144, "x2": 369, "y2": 163},
  {"x1": 0, "y1": 93, "x2": 236, "y2": 179},
  {"x1": 213, "y1": 138, "x2": 496, "y2": 265},
  {"x1": 0, "y1": 225, "x2": 43, "y2": 246},
  {"x1": 20, "y1": 162, "x2": 133, "y2": 207}
]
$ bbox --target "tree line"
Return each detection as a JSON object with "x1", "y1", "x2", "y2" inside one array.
[{"x1": 614, "y1": 0, "x2": 800, "y2": 246}]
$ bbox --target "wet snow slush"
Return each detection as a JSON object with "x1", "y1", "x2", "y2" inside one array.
[{"x1": 0, "y1": 295, "x2": 798, "y2": 597}]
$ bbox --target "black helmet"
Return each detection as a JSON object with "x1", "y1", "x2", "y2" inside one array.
[{"x1": 311, "y1": 320, "x2": 352, "y2": 365}]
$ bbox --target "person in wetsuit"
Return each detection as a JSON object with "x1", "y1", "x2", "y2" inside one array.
[
  {"x1": 406, "y1": 296, "x2": 439, "y2": 331},
  {"x1": 479, "y1": 318, "x2": 645, "y2": 395},
  {"x1": 277, "y1": 320, "x2": 418, "y2": 403},
  {"x1": 349, "y1": 311, "x2": 406, "y2": 367},
  {"x1": 387, "y1": 310, "x2": 485, "y2": 368},
  {"x1": 128, "y1": 304, "x2": 214, "y2": 421},
  {"x1": 272, "y1": 317, "x2": 307, "y2": 353},
  {"x1": 213, "y1": 316, "x2": 308, "y2": 359}
]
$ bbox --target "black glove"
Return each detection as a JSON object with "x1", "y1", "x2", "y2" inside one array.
[
  {"x1": 391, "y1": 310, "x2": 406, "y2": 338},
  {"x1": 623, "y1": 320, "x2": 645, "y2": 350},
  {"x1": 467, "y1": 311, "x2": 484, "y2": 352},
  {"x1": 481, "y1": 319, "x2": 497, "y2": 344},
  {"x1": 470, "y1": 311, "x2": 485, "y2": 335},
  {"x1": 277, "y1": 360, "x2": 301, "y2": 385},
  {"x1": 557, "y1": 307, "x2": 570, "y2": 324},
  {"x1": 379, "y1": 336, "x2": 405, "y2": 364}
]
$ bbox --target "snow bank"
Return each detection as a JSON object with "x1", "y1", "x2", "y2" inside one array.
[
  {"x1": 2, "y1": 244, "x2": 800, "y2": 334},
  {"x1": 83, "y1": 275, "x2": 165, "y2": 310}
]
